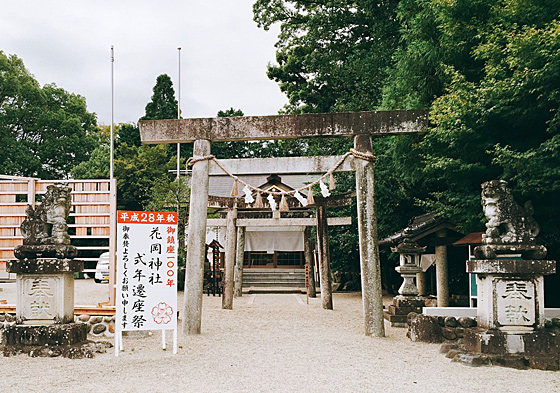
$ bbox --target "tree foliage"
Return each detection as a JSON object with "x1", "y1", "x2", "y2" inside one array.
[
  {"x1": 141, "y1": 74, "x2": 178, "y2": 120},
  {"x1": 253, "y1": 0, "x2": 400, "y2": 113},
  {"x1": 254, "y1": 0, "x2": 560, "y2": 297},
  {"x1": 0, "y1": 51, "x2": 97, "y2": 179}
]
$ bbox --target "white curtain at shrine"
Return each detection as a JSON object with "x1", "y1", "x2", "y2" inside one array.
[
  {"x1": 245, "y1": 227, "x2": 304, "y2": 254},
  {"x1": 420, "y1": 254, "x2": 436, "y2": 272},
  {"x1": 206, "y1": 226, "x2": 304, "y2": 254}
]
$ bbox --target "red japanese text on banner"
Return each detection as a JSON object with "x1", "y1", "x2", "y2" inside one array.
[{"x1": 116, "y1": 211, "x2": 178, "y2": 331}]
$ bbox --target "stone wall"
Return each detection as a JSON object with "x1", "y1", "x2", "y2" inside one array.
[
  {"x1": 407, "y1": 312, "x2": 560, "y2": 370},
  {"x1": 406, "y1": 312, "x2": 476, "y2": 343},
  {"x1": 1, "y1": 313, "x2": 115, "y2": 338}
]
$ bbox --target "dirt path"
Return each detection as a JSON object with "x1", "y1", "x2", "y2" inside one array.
[{"x1": 1, "y1": 282, "x2": 559, "y2": 393}]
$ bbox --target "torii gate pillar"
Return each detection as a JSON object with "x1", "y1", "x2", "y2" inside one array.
[
  {"x1": 354, "y1": 135, "x2": 385, "y2": 337},
  {"x1": 183, "y1": 139, "x2": 211, "y2": 334}
]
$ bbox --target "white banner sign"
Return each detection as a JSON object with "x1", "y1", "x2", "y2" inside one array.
[{"x1": 116, "y1": 210, "x2": 178, "y2": 331}]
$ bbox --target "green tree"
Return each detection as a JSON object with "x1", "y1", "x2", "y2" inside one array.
[
  {"x1": 147, "y1": 177, "x2": 190, "y2": 272},
  {"x1": 118, "y1": 123, "x2": 141, "y2": 147},
  {"x1": 0, "y1": 51, "x2": 97, "y2": 179},
  {"x1": 253, "y1": 0, "x2": 400, "y2": 114},
  {"x1": 141, "y1": 74, "x2": 178, "y2": 120},
  {"x1": 114, "y1": 143, "x2": 172, "y2": 210}
]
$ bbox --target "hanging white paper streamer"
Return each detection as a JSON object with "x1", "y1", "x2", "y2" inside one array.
[
  {"x1": 293, "y1": 190, "x2": 308, "y2": 207},
  {"x1": 243, "y1": 185, "x2": 254, "y2": 204},
  {"x1": 267, "y1": 194, "x2": 277, "y2": 211},
  {"x1": 319, "y1": 180, "x2": 331, "y2": 198}
]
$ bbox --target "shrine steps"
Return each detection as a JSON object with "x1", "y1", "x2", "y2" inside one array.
[{"x1": 242, "y1": 268, "x2": 306, "y2": 290}]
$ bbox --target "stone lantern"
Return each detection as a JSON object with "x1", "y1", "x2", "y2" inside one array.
[
  {"x1": 391, "y1": 229, "x2": 427, "y2": 296},
  {"x1": 384, "y1": 229, "x2": 427, "y2": 327}
]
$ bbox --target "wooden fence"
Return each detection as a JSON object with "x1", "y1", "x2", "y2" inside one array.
[{"x1": 0, "y1": 175, "x2": 116, "y2": 281}]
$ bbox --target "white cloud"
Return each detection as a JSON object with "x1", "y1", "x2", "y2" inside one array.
[{"x1": 1, "y1": 0, "x2": 287, "y2": 125}]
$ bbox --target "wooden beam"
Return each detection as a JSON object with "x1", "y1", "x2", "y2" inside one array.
[
  {"x1": 209, "y1": 156, "x2": 354, "y2": 175},
  {"x1": 206, "y1": 217, "x2": 351, "y2": 228},
  {"x1": 139, "y1": 110, "x2": 428, "y2": 143}
]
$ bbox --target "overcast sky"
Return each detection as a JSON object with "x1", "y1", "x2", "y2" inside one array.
[{"x1": 1, "y1": 0, "x2": 288, "y2": 125}]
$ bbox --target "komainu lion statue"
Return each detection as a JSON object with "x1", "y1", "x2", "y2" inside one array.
[
  {"x1": 481, "y1": 180, "x2": 539, "y2": 245},
  {"x1": 475, "y1": 180, "x2": 546, "y2": 259},
  {"x1": 20, "y1": 184, "x2": 72, "y2": 246},
  {"x1": 42, "y1": 184, "x2": 72, "y2": 245}
]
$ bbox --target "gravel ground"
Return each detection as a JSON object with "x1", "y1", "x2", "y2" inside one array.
[{"x1": 1, "y1": 280, "x2": 559, "y2": 393}]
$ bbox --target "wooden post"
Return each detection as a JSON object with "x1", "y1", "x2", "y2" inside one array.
[
  {"x1": 316, "y1": 204, "x2": 333, "y2": 310},
  {"x1": 303, "y1": 227, "x2": 316, "y2": 298},
  {"x1": 183, "y1": 139, "x2": 211, "y2": 334},
  {"x1": 222, "y1": 207, "x2": 237, "y2": 309},
  {"x1": 416, "y1": 271, "x2": 428, "y2": 296},
  {"x1": 234, "y1": 226, "x2": 245, "y2": 297},
  {"x1": 354, "y1": 134, "x2": 385, "y2": 337},
  {"x1": 435, "y1": 229, "x2": 449, "y2": 307}
]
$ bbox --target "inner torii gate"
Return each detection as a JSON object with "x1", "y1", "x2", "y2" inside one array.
[{"x1": 140, "y1": 110, "x2": 427, "y2": 337}]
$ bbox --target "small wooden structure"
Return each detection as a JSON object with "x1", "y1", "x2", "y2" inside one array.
[
  {"x1": 380, "y1": 213, "x2": 465, "y2": 307},
  {"x1": 207, "y1": 239, "x2": 223, "y2": 296},
  {"x1": 205, "y1": 174, "x2": 353, "y2": 308}
]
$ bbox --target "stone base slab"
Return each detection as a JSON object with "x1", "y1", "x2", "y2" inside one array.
[
  {"x1": 466, "y1": 259, "x2": 555, "y2": 275},
  {"x1": 383, "y1": 311, "x2": 407, "y2": 328},
  {"x1": 384, "y1": 296, "x2": 425, "y2": 328},
  {"x1": 7, "y1": 258, "x2": 83, "y2": 274},
  {"x1": 446, "y1": 326, "x2": 560, "y2": 370},
  {"x1": 3, "y1": 339, "x2": 112, "y2": 359},
  {"x1": 0, "y1": 323, "x2": 112, "y2": 358},
  {"x1": 14, "y1": 245, "x2": 78, "y2": 260},
  {"x1": 2, "y1": 323, "x2": 88, "y2": 347},
  {"x1": 474, "y1": 244, "x2": 547, "y2": 260},
  {"x1": 393, "y1": 295, "x2": 425, "y2": 308}
]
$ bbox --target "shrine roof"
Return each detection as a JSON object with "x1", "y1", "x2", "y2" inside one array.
[
  {"x1": 453, "y1": 232, "x2": 484, "y2": 246},
  {"x1": 379, "y1": 212, "x2": 462, "y2": 246}
]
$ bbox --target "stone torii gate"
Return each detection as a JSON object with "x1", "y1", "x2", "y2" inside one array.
[{"x1": 139, "y1": 110, "x2": 427, "y2": 337}]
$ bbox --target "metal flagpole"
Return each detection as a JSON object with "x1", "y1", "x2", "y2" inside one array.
[
  {"x1": 110, "y1": 45, "x2": 118, "y2": 356},
  {"x1": 177, "y1": 47, "x2": 181, "y2": 179},
  {"x1": 110, "y1": 46, "x2": 115, "y2": 180}
]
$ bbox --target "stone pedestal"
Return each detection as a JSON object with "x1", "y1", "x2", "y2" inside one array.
[
  {"x1": 467, "y1": 259, "x2": 555, "y2": 333},
  {"x1": 384, "y1": 296, "x2": 424, "y2": 328},
  {"x1": 456, "y1": 258, "x2": 558, "y2": 368},
  {"x1": 2, "y1": 258, "x2": 89, "y2": 356},
  {"x1": 7, "y1": 259, "x2": 83, "y2": 325}
]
